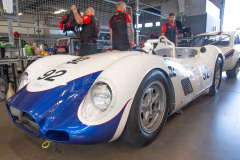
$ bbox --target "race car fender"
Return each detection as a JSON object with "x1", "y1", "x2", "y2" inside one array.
[{"x1": 78, "y1": 53, "x2": 175, "y2": 141}]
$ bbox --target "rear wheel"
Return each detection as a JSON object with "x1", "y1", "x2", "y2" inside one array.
[
  {"x1": 207, "y1": 57, "x2": 222, "y2": 96},
  {"x1": 121, "y1": 70, "x2": 169, "y2": 147},
  {"x1": 226, "y1": 59, "x2": 240, "y2": 77}
]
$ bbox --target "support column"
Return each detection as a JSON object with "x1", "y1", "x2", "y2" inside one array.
[
  {"x1": 7, "y1": 19, "x2": 16, "y2": 58},
  {"x1": 7, "y1": 19, "x2": 14, "y2": 45},
  {"x1": 135, "y1": 0, "x2": 139, "y2": 49},
  {"x1": 220, "y1": 0, "x2": 225, "y2": 30}
]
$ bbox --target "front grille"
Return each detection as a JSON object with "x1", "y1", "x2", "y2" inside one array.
[
  {"x1": 181, "y1": 78, "x2": 193, "y2": 96},
  {"x1": 9, "y1": 107, "x2": 40, "y2": 135}
]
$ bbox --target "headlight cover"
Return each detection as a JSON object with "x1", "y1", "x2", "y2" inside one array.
[
  {"x1": 17, "y1": 72, "x2": 30, "y2": 91},
  {"x1": 81, "y1": 78, "x2": 117, "y2": 122},
  {"x1": 92, "y1": 82, "x2": 112, "y2": 111}
]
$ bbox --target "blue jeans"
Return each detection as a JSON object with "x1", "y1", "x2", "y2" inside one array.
[
  {"x1": 80, "y1": 42, "x2": 97, "y2": 56},
  {"x1": 113, "y1": 43, "x2": 130, "y2": 51}
]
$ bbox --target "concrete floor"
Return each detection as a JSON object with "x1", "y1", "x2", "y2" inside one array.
[{"x1": 0, "y1": 73, "x2": 240, "y2": 160}]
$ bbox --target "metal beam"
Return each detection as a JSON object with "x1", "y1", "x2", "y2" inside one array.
[
  {"x1": 102, "y1": 0, "x2": 132, "y2": 8},
  {"x1": 139, "y1": 2, "x2": 169, "y2": 14},
  {"x1": 135, "y1": 0, "x2": 139, "y2": 49},
  {"x1": 139, "y1": 9, "x2": 168, "y2": 18}
]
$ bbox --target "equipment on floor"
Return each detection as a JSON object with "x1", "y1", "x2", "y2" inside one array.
[
  {"x1": 6, "y1": 83, "x2": 15, "y2": 100},
  {"x1": 42, "y1": 140, "x2": 52, "y2": 149},
  {"x1": 54, "y1": 37, "x2": 80, "y2": 55},
  {"x1": 0, "y1": 77, "x2": 8, "y2": 102}
]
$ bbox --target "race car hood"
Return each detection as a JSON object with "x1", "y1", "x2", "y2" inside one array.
[{"x1": 25, "y1": 51, "x2": 140, "y2": 92}]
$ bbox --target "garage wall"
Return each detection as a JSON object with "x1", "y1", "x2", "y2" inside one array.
[
  {"x1": 206, "y1": 14, "x2": 220, "y2": 32},
  {"x1": 177, "y1": 14, "x2": 207, "y2": 36},
  {"x1": 160, "y1": 0, "x2": 207, "y2": 17}
]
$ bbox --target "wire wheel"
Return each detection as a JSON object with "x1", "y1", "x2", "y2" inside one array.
[{"x1": 140, "y1": 81, "x2": 166, "y2": 133}]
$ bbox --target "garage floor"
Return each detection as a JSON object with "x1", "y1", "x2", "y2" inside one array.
[{"x1": 0, "y1": 73, "x2": 240, "y2": 160}]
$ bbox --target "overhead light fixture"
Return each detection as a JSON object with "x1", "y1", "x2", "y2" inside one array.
[
  {"x1": 18, "y1": 12, "x2": 22, "y2": 16},
  {"x1": 53, "y1": 9, "x2": 67, "y2": 14},
  {"x1": 60, "y1": 9, "x2": 67, "y2": 12}
]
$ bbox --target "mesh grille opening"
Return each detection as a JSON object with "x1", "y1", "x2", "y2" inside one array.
[
  {"x1": 9, "y1": 107, "x2": 40, "y2": 135},
  {"x1": 181, "y1": 78, "x2": 193, "y2": 96}
]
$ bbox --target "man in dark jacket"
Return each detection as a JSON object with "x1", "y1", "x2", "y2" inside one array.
[
  {"x1": 161, "y1": 13, "x2": 178, "y2": 47},
  {"x1": 109, "y1": 1, "x2": 134, "y2": 51},
  {"x1": 71, "y1": 5, "x2": 100, "y2": 56}
]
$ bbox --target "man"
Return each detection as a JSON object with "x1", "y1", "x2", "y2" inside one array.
[
  {"x1": 71, "y1": 5, "x2": 100, "y2": 56},
  {"x1": 161, "y1": 13, "x2": 178, "y2": 47},
  {"x1": 109, "y1": 1, "x2": 134, "y2": 51}
]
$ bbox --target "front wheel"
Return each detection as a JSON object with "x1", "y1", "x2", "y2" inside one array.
[
  {"x1": 121, "y1": 70, "x2": 169, "y2": 147},
  {"x1": 226, "y1": 59, "x2": 240, "y2": 77},
  {"x1": 207, "y1": 57, "x2": 222, "y2": 96}
]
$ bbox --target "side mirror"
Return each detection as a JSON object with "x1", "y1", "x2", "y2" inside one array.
[{"x1": 200, "y1": 47, "x2": 206, "y2": 53}]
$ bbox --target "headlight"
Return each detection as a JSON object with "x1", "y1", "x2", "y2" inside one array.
[
  {"x1": 81, "y1": 78, "x2": 117, "y2": 122},
  {"x1": 17, "y1": 72, "x2": 29, "y2": 91},
  {"x1": 92, "y1": 82, "x2": 112, "y2": 111}
]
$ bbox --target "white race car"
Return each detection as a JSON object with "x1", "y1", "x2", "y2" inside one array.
[
  {"x1": 6, "y1": 37, "x2": 223, "y2": 147},
  {"x1": 189, "y1": 31, "x2": 240, "y2": 77}
]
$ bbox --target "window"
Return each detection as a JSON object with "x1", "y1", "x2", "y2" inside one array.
[
  {"x1": 156, "y1": 22, "x2": 160, "y2": 26},
  {"x1": 189, "y1": 34, "x2": 230, "y2": 47},
  {"x1": 234, "y1": 34, "x2": 240, "y2": 45},
  {"x1": 134, "y1": 24, "x2": 142, "y2": 28},
  {"x1": 145, "y1": 23, "x2": 153, "y2": 27}
]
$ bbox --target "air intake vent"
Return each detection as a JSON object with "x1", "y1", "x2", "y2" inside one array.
[
  {"x1": 8, "y1": 106, "x2": 39, "y2": 135},
  {"x1": 181, "y1": 78, "x2": 193, "y2": 96}
]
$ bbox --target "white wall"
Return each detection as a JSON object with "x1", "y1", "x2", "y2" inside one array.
[{"x1": 161, "y1": 0, "x2": 207, "y2": 18}]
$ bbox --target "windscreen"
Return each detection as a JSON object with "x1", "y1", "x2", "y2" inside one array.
[{"x1": 189, "y1": 34, "x2": 230, "y2": 47}]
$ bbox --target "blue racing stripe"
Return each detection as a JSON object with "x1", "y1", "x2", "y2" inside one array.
[{"x1": 224, "y1": 49, "x2": 234, "y2": 60}]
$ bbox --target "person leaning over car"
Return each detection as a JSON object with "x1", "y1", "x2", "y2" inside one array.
[
  {"x1": 109, "y1": 1, "x2": 134, "y2": 51},
  {"x1": 71, "y1": 5, "x2": 100, "y2": 56},
  {"x1": 161, "y1": 13, "x2": 178, "y2": 47}
]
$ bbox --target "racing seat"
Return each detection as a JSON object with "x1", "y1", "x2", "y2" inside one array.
[
  {"x1": 153, "y1": 41, "x2": 173, "y2": 57},
  {"x1": 146, "y1": 36, "x2": 197, "y2": 58},
  {"x1": 175, "y1": 48, "x2": 197, "y2": 58}
]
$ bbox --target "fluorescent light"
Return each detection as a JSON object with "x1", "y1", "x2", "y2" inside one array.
[
  {"x1": 134, "y1": 24, "x2": 142, "y2": 28},
  {"x1": 18, "y1": 12, "x2": 22, "y2": 16},
  {"x1": 54, "y1": 11, "x2": 61, "y2": 14},
  {"x1": 53, "y1": 9, "x2": 67, "y2": 14},
  {"x1": 156, "y1": 22, "x2": 160, "y2": 26},
  {"x1": 145, "y1": 23, "x2": 153, "y2": 27}
]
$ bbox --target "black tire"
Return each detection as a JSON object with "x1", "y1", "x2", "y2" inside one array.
[
  {"x1": 121, "y1": 70, "x2": 169, "y2": 147},
  {"x1": 226, "y1": 59, "x2": 239, "y2": 77},
  {"x1": 207, "y1": 57, "x2": 222, "y2": 96}
]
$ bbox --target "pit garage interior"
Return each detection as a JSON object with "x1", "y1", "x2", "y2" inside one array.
[{"x1": 0, "y1": 0, "x2": 240, "y2": 160}]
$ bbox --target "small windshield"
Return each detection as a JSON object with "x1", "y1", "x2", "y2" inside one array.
[{"x1": 189, "y1": 34, "x2": 230, "y2": 47}]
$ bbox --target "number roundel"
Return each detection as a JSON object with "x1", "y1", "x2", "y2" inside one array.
[
  {"x1": 27, "y1": 64, "x2": 76, "y2": 92},
  {"x1": 37, "y1": 70, "x2": 67, "y2": 82},
  {"x1": 201, "y1": 66, "x2": 210, "y2": 80}
]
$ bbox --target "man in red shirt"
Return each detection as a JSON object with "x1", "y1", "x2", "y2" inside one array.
[
  {"x1": 161, "y1": 13, "x2": 178, "y2": 47},
  {"x1": 109, "y1": 1, "x2": 134, "y2": 51},
  {"x1": 71, "y1": 5, "x2": 100, "y2": 56}
]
